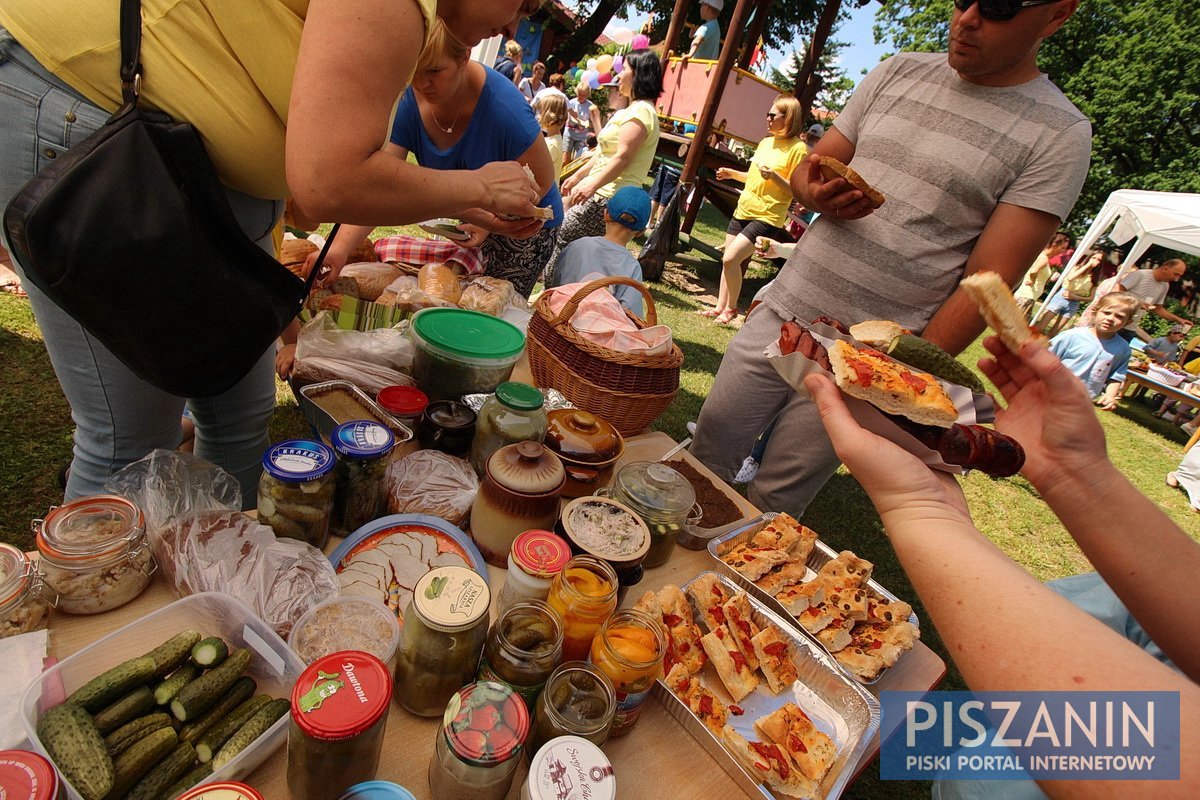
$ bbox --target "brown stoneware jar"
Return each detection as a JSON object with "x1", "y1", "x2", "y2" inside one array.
[
  {"x1": 544, "y1": 410, "x2": 624, "y2": 498},
  {"x1": 471, "y1": 441, "x2": 566, "y2": 567}
]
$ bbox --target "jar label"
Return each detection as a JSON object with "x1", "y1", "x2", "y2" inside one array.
[
  {"x1": 477, "y1": 657, "x2": 546, "y2": 708},
  {"x1": 610, "y1": 687, "x2": 652, "y2": 735}
]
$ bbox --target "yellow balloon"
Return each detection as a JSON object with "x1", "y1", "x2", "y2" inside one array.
[{"x1": 595, "y1": 54, "x2": 614, "y2": 74}]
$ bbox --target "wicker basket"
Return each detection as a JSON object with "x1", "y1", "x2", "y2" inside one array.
[{"x1": 527, "y1": 277, "x2": 683, "y2": 435}]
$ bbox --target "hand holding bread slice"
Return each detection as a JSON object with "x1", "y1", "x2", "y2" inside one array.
[
  {"x1": 813, "y1": 155, "x2": 885, "y2": 209},
  {"x1": 960, "y1": 270, "x2": 1045, "y2": 353}
]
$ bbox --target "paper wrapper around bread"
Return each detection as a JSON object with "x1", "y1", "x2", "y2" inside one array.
[{"x1": 766, "y1": 322, "x2": 996, "y2": 475}]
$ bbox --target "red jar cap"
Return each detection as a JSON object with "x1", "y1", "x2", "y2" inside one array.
[
  {"x1": 376, "y1": 386, "x2": 428, "y2": 417},
  {"x1": 512, "y1": 530, "x2": 571, "y2": 579},
  {"x1": 174, "y1": 782, "x2": 266, "y2": 800},
  {"x1": 0, "y1": 750, "x2": 58, "y2": 800},
  {"x1": 290, "y1": 651, "x2": 391, "y2": 741}
]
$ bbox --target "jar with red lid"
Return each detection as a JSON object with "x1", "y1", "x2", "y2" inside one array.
[
  {"x1": 287, "y1": 650, "x2": 392, "y2": 800},
  {"x1": 0, "y1": 544, "x2": 53, "y2": 639},
  {"x1": 0, "y1": 749, "x2": 63, "y2": 800},
  {"x1": 33, "y1": 495, "x2": 154, "y2": 615},
  {"x1": 376, "y1": 385, "x2": 428, "y2": 429},
  {"x1": 428, "y1": 682, "x2": 530, "y2": 800},
  {"x1": 174, "y1": 782, "x2": 265, "y2": 800},
  {"x1": 496, "y1": 530, "x2": 570, "y2": 613}
]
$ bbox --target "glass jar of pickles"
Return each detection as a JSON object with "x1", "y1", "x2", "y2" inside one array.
[
  {"x1": 526, "y1": 662, "x2": 615, "y2": 759},
  {"x1": 469, "y1": 382, "x2": 548, "y2": 476},
  {"x1": 477, "y1": 601, "x2": 563, "y2": 708},
  {"x1": 0, "y1": 543, "x2": 53, "y2": 638},
  {"x1": 258, "y1": 440, "x2": 336, "y2": 549},
  {"x1": 587, "y1": 609, "x2": 665, "y2": 736},
  {"x1": 428, "y1": 682, "x2": 530, "y2": 800},
  {"x1": 394, "y1": 566, "x2": 491, "y2": 717},
  {"x1": 330, "y1": 421, "x2": 395, "y2": 536},
  {"x1": 544, "y1": 555, "x2": 618, "y2": 662}
]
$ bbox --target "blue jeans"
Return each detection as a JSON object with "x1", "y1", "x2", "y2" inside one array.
[{"x1": 0, "y1": 27, "x2": 280, "y2": 508}]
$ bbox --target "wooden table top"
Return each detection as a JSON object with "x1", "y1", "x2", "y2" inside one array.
[
  {"x1": 1123, "y1": 369, "x2": 1200, "y2": 451},
  {"x1": 45, "y1": 432, "x2": 945, "y2": 799}
]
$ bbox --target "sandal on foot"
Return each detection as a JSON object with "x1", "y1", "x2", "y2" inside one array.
[
  {"x1": 1167, "y1": 472, "x2": 1180, "y2": 488},
  {"x1": 715, "y1": 309, "x2": 740, "y2": 325},
  {"x1": 697, "y1": 308, "x2": 721, "y2": 318}
]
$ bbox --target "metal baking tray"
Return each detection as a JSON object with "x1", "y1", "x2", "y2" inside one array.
[
  {"x1": 652, "y1": 570, "x2": 880, "y2": 800},
  {"x1": 707, "y1": 513, "x2": 919, "y2": 683},
  {"x1": 297, "y1": 380, "x2": 414, "y2": 446}
]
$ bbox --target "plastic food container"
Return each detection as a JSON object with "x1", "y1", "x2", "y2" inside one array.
[
  {"x1": 33, "y1": 495, "x2": 154, "y2": 615},
  {"x1": 0, "y1": 749, "x2": 63, "y2": 800},
  {"x1": 19, "y1": 593, "x2": 304, "y2": 800},
  {"x1": 521, "y1": 736, "x2": 615, "y2": 800},
  {"x1": 410, "y1": 308, "x2": 525, "y2": 400},
  {"x1": 288, "y1": 596, "x2": 402, "y2": 671},
  {"x1": 0, "y1": 544, "x2": 53, "y2": 639}
]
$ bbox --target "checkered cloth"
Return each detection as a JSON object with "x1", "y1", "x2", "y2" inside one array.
[{"x1": 373, "y1": 235, "x2": 485, "y2": 275}]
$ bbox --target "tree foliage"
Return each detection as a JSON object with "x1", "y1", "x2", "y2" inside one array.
[
  {"x1": 870, "y1": 1, "x2": 1200, "y2": 234},
  {"x1": 767, "y1": 43, "x2": 857, "y2": 114}
]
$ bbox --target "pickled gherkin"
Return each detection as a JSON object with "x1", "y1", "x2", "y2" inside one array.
[
  {"x1": 257, "y1": 440, "x2": 336, "y2": 549},
  {"x1": 330, "y1": 421, "x2": 395, "y2": 536}
]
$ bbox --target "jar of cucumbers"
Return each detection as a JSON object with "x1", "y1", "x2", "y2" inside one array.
[
  {"x1": 257, "y1": 440, "x2": 336, "y2": 550},
  {"x1": 329, "y1": 421, "x2": 395, "y2": 537}
]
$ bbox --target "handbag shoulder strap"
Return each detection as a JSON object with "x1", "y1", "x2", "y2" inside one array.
[{"x1": 120, "y1": 0, "x2": 142, "y2": 107}]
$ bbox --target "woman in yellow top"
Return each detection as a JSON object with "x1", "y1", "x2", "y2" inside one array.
[
  {"x1": 550, "y1": 49, "x2": 662, "y2": 273},
  {"x1": 702, "y1": 95, "x2": 807, "y2": 325},
  {"x1": 0, "y1": 0, "x2": 541, "y2": 508}
]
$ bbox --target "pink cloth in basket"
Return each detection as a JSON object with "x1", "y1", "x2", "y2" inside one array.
[{"x1": 543, "y1": 277, "x2": 674, "y2": 355}]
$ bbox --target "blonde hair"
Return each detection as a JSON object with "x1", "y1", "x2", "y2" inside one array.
[
  {"x1": 416, "y1": 18, "x2": 470, "y2": 72},
  {"x1": 505, "y1": 39, "x2": 523, "y2": 61},
  {"x1": 538, "y1": 93, "x2": 567, "y2": 133},
  {"x1": 1094, "y1": 291, "x2": 1138, "y2": 324},
  {"x1": 772, "y1": 94, "x2": 803, "y2": 140}
]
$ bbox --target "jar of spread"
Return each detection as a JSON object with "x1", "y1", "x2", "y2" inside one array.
[
  {"x1": 258, "y1": 440, "x2": 336, "y2": 549},
  {"x1": 428, "y1": 682, "x2": 530, "y2": 800},
  {"x1": 526, "y1": 662, "x2": 615, "y2": 759},
  {"x1": 496, "y1": 530, "x2": 571, "y2": 614},
  {"x1": 376, "y1": 385, "x2": 429, "y2": 430},
  {"x1": 604, "y1": 462, "x2": 698, "y2": 568},
  {"x1": 0, "y1": 749, "x2": 64, "y2": 800},
  {"x1": 469, "y1": 382, "x2": 548, "y2": 476},
  {"x1": 544, "y1": 555, "x2": 618, "y2": 662},
  {"x1": 330, "y1": 421, "x2": 395, "y2": 536},
  {"x1": 521, "y1": 736, "x2": 616, "y2": 800},
  {"x1": 556, "y1": 497, "x2": 650, "y2": 606},
  {"x1": 0, "y1": 544, "x2": 53, "y2": 639},
  {"x1": 416, "y1": 400, "x2": 478, "y2": 457},
  {"x1": 288, "y1": 651, "x2": 392, "y2": 800},
  {"x1": 587, "y1": 609, "x2": 665, "y2": 736},
  {"x1": 477, "y1": 601, "x2": 563, "y2": 708},
  {"x1": 393, "y1": 566, "x2": 491, "y2": 717},
  {"x1": 175, "y1": 783, "x2": 265, "y2": 800},
  {"x1": 33, "y1": 495, "x2": 153, "y2": 615}
]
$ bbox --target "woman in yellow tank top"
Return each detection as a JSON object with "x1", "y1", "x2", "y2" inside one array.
[{"x1": 0, "y1": 0, "x2": 542, "y2": 507}]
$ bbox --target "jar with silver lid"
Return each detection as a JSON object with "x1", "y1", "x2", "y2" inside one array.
[
  {"x1": 34, "y1": 495, "x2": 153, "y2": 615},
  {"x1": 0, "y1": 544, "x2": 54, "y2": 638},
  {"x1": 496, "y1": 530, "x2": 571, "y2": 614}
]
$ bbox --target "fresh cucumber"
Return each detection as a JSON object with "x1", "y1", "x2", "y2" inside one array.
[
  {"x1": 37, "y1": 702, "x2": 114, "y2": 800},
  {"x1": 190, "y1": 637, "x2": 229, "y2": 668},
  {"x1": 92, "y1": 685, "x2": 155, "y2": 734},
  {"x1": 106, "y1": 726, "x2": 177, "y2": 800},
  {"x1": 67, "y1": 656, "x2": 157, "y2": 712},
  {"x1": 211, "y1": 698, "x2": 289, "y2": 770},
  {"x1": 154, "y1": 664, "x2": 201, "y2": 706},
  {"x1": 177, "y1": 676, "x2": 256, "y2": 743},
  {"x1": 194, "y1": 695, "x2": 272, "y2": 764},
  {"x1": 123, "y1": 741, "x2": 196, "y2": 800},
  {"x1": 162, "y1": 762, "x2": 212, "y2": 800},
  {"x1": 104, "y1": 712, "x2": 173, "y2": 758},
  {"x1": 170, "y1": 648, "x2": 251, "y2": 722},
  {"x1": 144, "y1": 631, "x2": 204, "y2": 679}
]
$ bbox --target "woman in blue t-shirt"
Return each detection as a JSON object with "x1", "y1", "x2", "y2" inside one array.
[{"x1": 312, "y1": 20, "x2": 562, "y2": 297}]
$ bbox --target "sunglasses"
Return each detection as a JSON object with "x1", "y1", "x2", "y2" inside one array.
[
  {"x1": 766, "y1": 112, "x2": 778, "y2": 120},
  {"x1": 953, "y1": 0, "x2": 1060, "y2": 22}
]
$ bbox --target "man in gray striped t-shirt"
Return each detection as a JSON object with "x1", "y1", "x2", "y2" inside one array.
[{"x1": 692, "y1": 0, "x2": 1092, "y2": 515}]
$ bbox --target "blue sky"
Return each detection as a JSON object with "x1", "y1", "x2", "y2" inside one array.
[{"x1": 605, "y1": 1, "x2": 890, "y2": 88}]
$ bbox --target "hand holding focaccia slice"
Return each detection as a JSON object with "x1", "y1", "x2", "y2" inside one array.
[
  {"x1": 723, "y1": 726, "x2": 819, "y2": 800},
  {"x1": 814, "y1": 155, "x2": 885, "y2": 209},
  {"x1": 827, "y1": 339, "x2": 959, "y2": 428},
  {"x1": 960, "y1": 270, "x2": 1044, "y2": 353},
  {"x1": 756, "y1": 704, "x2": 838, "y2": 782},
  {"x1": 700, "y1": 625, "x2": 759, "y2": 702},
  {"x1": 658, "y1": 585, "x2": 706, "y2": 675},
  {"x1": 751, "y1": 627, "x2": 799, "y2": 694},
  {"x1": 686, "y1": 573, "x2": 734, "y2": 633},
  {"x1": 721, "y1": 544, "x2": 793, "y2": 581}
]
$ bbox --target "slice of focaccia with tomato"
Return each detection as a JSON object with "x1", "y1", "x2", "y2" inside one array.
[
  {"x1": 817, "y1": 551, "x2": 874, "y2": 587},
  {"x1": 657, "y1": 584, "x2": 706, "y2": 675},
  {"x1": 751, "y1": 626, "x2": 799, "y2": 694},
  {"x1": 723, "y1": 726, "x2": 819, "y2": 800},
  {"x1": 664, "y1": 663, "x2": 729, "y2": 734},
  {"x1": 814, "y1": 613, "x2": 854, "y2": 652},
  {"x1": 755, "y1": 703, "x2": 838, "y2": 783},
  {"x1": 686, "y1": 573, "x2": 734, "y2": 633},
  {"x1": 700, "y1": 625, "x2": 759, "y2": 702},
  {"x1": 774, "y1": 580, "x2": 827, "y2": 616},
  {"x1": 824, "y1": 584, "x2": 870, "y2": 622},
  {"x1": 720, "y1": 593, "x2": 762, "y2": 671},
  {"x1": 721, "y1": 544, "x2": 793, "y2": 581},
  {"x1": 827, "y1": 339, "x2": 959, "y2": 428},
  {"x1": 633, "y1": 589, "x2": 662, "y2": 618},
  {"x1": 834, "y1": 644, "x2": 887, "y2": 682},
  {"x1": 797, "y1": 601, "x2": 835, "y2": 634},
  {"x1": 849, "y1": 619, "x2": 919, "y2": 664}
]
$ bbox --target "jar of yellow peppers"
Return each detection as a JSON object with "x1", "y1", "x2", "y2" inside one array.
[
  {"x1": 588, "y1": 609, "x2": 665, "y2": 735},
  {"x1": 544, "y1": 555, "x2": 617, "y2": 661}
]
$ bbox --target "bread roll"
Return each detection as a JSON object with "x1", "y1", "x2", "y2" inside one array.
[
  {"x1": 816, "y1": 155, "x2": 885, "y2": 208},
  {"x1": 849, "y1": 320, "x2": 907, "y2": 348},
  {"x1": 347, "y1": 238, "x2": 379, "y2": 263},
  {"x1": 280, "y1": 238, "x2": 318, "y2": 277},
  {"x1": 333, "y1": 263, "x2": 404, "y2": 301},
  {"x1": 418, "y1": 263, "x2": 463, "y2": 305},
  {"x1": 959, "y1": 271, "x2": 1043, "y2": 353}
]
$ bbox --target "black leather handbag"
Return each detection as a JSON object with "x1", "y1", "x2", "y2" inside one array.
[{"x1": 3, "y1": 0, "x2": 334, "y2": 398}]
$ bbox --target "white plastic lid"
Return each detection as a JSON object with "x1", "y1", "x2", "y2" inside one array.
[{"x1": 525, "y1": 736, "x2": 615, "y2": 800}]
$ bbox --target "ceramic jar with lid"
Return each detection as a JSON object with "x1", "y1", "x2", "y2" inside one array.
[
  {"x1": 603, "y1": 462, "x2": 699, "y2": 568},
  {"x1": 470, "y1": 442, "x2": 565, "y2": 567},
  {"x1": 496, "y1": 530, "x2": 571, "y2": 613},
  {"x1": 0, "y1": 544, "x2": 52, "y2": 639},
  {"x1": 544, "y1": 411, "x2": 624, "y2": 498},
  {"x1": 34, "y1": 495, "x2": 154, "y2": 615},
  {"x1": 417, "y1": 400, "x2": 477, "y2": 458},
  {"x1": 469, "y1": 382, "x2": 548, "y2": 476}
]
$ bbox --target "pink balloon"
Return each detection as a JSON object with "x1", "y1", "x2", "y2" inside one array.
[
  {"x1": 598, "y1": 72, "x2": 612, "y2": 84},
  {"x1": 631, "y1": 34, "x2": 650, "y2": 50}
]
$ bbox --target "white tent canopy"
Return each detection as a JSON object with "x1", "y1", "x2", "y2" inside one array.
[{"x1": 1037, "y1": 189, "x2": 1200, "y2": 319}]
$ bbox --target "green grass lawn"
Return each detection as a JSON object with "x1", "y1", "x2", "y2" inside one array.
[{"x1": 2, "y1": 206, "x2": 1197, "y2": 799}]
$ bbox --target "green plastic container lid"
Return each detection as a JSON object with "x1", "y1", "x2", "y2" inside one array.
[
  {"x1": 495, "y1": 382, "x2": 544, "y2": 411},
  {"x1": 412, "y1": 309, "x2": 525, "y2": 361}
]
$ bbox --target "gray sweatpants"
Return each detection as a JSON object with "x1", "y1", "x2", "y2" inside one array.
[{"x1": 690, "y1": 305, "x2": 840, "y2": 516}]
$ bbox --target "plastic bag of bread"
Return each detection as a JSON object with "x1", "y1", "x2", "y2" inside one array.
[
  {"x1": 296, "y1": 312, "x2": 413, "y2": 373},
  {"x1": 377, "y1": 275, "x2": 455, "y2": 313},
  {"x1": 333, "y1": 262, "x2": 405, "y2": 301},
  {"x1": 418, "y1": 262, "x2": 463, "y2": 305},
  {"x1": 459, "y1": 276, "x2": 518, "y2": 316},
  {"x1": 385, "y1": 450, "x2": 478, "y2": 527}
]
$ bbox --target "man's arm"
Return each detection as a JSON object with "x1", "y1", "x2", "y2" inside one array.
[
  {"x1": 1151, "y1": 304, "x2": 1193, "y2": 327},
  {"x1": 920, "y1": 203, "x2": 1062, "y2": 355}
]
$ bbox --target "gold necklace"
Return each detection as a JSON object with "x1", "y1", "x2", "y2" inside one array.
[{"x1": 430, "y1": 106, "x2": 461, "y2": 134}]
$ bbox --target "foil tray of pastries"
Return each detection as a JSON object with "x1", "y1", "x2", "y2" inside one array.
[
  {"x1": 709, "y1": 513, "x2": 920, "y2": 683},
  {"x1": 644, "y1": 572, "x2": 879, "y2": 800}
]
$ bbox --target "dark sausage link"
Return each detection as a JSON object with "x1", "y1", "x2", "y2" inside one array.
[
  {"x1": 779, "y1": 321, "x2": 804, "y2": 355},
  {"x1": 812, "y1": 315, "x2": 850, "y2": 335}
]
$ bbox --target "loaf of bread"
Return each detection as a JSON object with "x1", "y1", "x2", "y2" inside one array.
[
  {"x1": 418, "y1": 262, "x2": 463, "y2": 305},
  {"x1": 459, "y1": 276, "x2": 517, "y2": 316},
  {"x1": 333, "y1": 262, "x2": 405, "y2": 301},
  {"x1": 816, "y1": 155, "x2": 885, "y2": 208},
  {"x1": 347, "y1": 238, "x2": 379, "y2": 263},
  {"x1": 280, "y1": 238, "x2": 318, "y2": 278}
]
